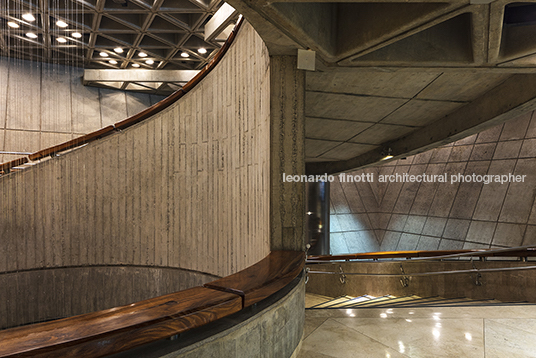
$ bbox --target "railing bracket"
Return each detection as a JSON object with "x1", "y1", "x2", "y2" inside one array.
[
  {"x1": 399, "y1": 264, "x2": 409, "y2": 288},
  {"x1": 339, "y1": 265, "x2": 346, "y2": 284},
  {"x1": 471, "y1": 259, "x2": 483, "y2": 286},
  {"x1": 305, "y1": 267, "x2": 310, "y2": 284}
]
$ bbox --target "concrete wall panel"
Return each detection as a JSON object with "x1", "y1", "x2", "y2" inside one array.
[
  {"x1": 0, "y1": 57, "x2": 165, "y2": 155},
  {"x1": 0, "y1": 22, "x2": 269, "y2": 276},
  {"x1": 331, "y1": 112, "x2": 536, "y2": 254}
]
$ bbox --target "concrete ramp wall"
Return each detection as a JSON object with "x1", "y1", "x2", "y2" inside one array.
[{"x1": 0, "y1": 22, "x2": 271, "y2": 329}]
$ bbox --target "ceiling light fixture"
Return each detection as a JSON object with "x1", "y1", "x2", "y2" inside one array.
[
  {"x1": 109, "y1": 60, "x2": 118, "y2": 65},
  {"x1": 138, "y1": 52, "x2": 147, "y2": 57},
  {"x1": 22, "y1": 13, "x2": 35, "y2": 22},
  {"x1": 381, "y1": 148, "x2": 393, "y2": 161},
  {"x1": 71, "y1": 32, "x2": 82, "y2": 38},
  {"x1": 7, "y1": 21, "x2": 19, "y2": 28},
  {"x1": 56, "y1": 20, "x2": 68, "y2": 28},
  {"x1": 198, "y1": 48, "x2": 207, "y2": 54},
  {"x1": 56, "y1": 37, "x2": 67, "y2": 43},
  {"x1": 99, "y1": 52, "x2": 109, "y2": 57},
  {"x1": 180, "y1": 52, "x2": 189, "y2": 58},
  {"x1": 145, "y1": 59, "x2": 154, "y2": 65},
  {"x1": 25, "y1": 32, "x2": 38, "y2": 39},
  {"x1": 114, "y1": 47, "x2": 123, "y2": 53},
  {"x1": 132, "y1": 63, "x2": 140, "y2": 68}
]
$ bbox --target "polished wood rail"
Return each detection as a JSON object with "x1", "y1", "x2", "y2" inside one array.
[
  {"x1": 0, "y1": 250, "x2": 304, "y2": 358},
  {"x1": 0, "y1": 17, "x2": 243, "y2": 172},
  {"x1": 205, "y1": 250, "x2": 306, "y2": 308},
  {"x1": 307, "y1": 247, "x2": 536, "y2": 262}
]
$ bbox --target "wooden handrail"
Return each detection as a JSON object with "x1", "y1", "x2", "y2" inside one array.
[
  {"x1": 5, "y1": 17, "x2": 244, "y2": 165},
  {"x1": 0, "y1": 250, "x2": 304, "y2": 358},
  {"x1": 205, "y1": 250, "x2": 305, "y2": 308},
  {"x1": 0, "y1": 157, "x2": 28, "y2": 174},
  {"x1": 307, "y1": 247, "x2": 536, "y2": 262}
]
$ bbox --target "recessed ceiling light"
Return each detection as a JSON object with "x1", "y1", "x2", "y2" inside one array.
[
  {"x1": 7, "y1": 21, "x2": 19, "y2": 28},
  {"x1": 25, "y1": 32, "x2": 38, "y2": 39},
  {"x1": 114, "y1": 47, "x2": 123, "y2": 53},
  {"x1": 22, "y1": 13, "x2": 35, "y2": 22},
  {"x1": 145, "y1": 59, "x2": 154, "y2": 65},
  {"x1": 71, "y1": 32, "x2": 82, "y2": 38},
  {"x1": 109, "y1": 60, "x2": 118, "y2": 65},
  {"x1": 56, "y1": 20, "x2": 68, "y2": 28},
  {"x1": 56, "y1": 37, "x2": 67, "y2": 43},
  {"x1": 198, "y1": 48, "x2": 207, "y2": 54},
  {"x1": 180, "y1": 52, "x2": 189, "y2": 58},
  {"x1": 138, "y1": 52, "x2": 147, "y2": 57},
  {"x1": 132, "y1": 63, "x2": 140, "y2": 68},
  {"x1": 99, "y1": 52, "x2": 109, "y2": 57}
]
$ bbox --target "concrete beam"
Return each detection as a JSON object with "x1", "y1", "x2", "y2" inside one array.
[
  {"x1": 204, "y1": 3, "x2": 238, "y2": 42},
  {"x1": 83, "y1": 69, "x2": 199, "y2": 84},
  {"x1": 307, "y1": 73, "x2": 536, "y2": 174}
]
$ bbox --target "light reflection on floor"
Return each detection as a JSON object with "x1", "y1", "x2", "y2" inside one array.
[{"x1": 298, "y1": 302, "x2": 536, "y2": 357}]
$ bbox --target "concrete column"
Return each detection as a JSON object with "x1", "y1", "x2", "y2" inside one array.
[{"x1": 270, "y1": 56, "x2": 306, "y2": 251}]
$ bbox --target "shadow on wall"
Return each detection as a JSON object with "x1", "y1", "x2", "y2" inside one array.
[
  {"x1": 330, "y1": 110, "x2": 536, "y2": 254},
  {"x1": 0, "y1": 57, "x2": 165, "y2": 164}
]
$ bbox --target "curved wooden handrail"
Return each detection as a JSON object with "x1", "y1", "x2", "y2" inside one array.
[
  {"x1": 307, "y1": 247, "x2": 536, "y2": 262},
  {"x1": 0, "y1": 17, "x2": 243, "y2": 170},
  {"x1": 0, "y1": 250, "x2": 304, "y2": 358}
]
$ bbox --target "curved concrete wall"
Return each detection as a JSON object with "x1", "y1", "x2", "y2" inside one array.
[
  {"x1": 0, "y1": 266, "x2": 218, "y2": 330},
  {"x1": 330, "y1": 111, "x2": 536, "y2": 253},
  {"x1": 0, "y1": 57, "x2": 164, "y2": 164},
  {"x1": 0, "y1": 22, "x2": 271, "y2": 327},
  {"x1": 109, "y1": 276, "x2": 305, "y2": 358}
]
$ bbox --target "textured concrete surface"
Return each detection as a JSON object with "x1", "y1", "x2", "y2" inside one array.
[
  {"x1": 0, "y1": 56, "x2": 164, "y2": 163},
  {"x1": 0, "y1": 266, "x2": 219, "y2": 330},
  {"x1": 330, "y1": 111, "x2": 536, "y2": 254},
  {"x1": 0, "y1": 23, "x2": 271, "y2": 279},
  {"x1": 306, "y1": 260, "x2": 536, "y2": 304},
  {"x1": 270, "y1": 56, "x2": 306, "y2": 251},
  {"x1": 228, "y1": 0, "x2": 536, "y2": 170},
  {"x1": 162, "y1": 277, "x2": 304, "y2": 358}
]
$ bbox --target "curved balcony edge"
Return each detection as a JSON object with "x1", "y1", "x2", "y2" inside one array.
[{"x1": 0, "y1": 250, "x2": 305, "y2": 358}]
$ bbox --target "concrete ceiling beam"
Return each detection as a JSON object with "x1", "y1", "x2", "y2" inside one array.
[
  {"x1": 83, "y1": 69, "x2": 200, "y2": 84},
  {"x1": 307, "y1": 74, "x2": 536, "y2": 174}
]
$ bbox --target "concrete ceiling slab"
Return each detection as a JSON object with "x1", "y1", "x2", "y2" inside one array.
[
  {"x1": 381, "y1": 99, "x2": 465, "y2": 127},
  {"x1": 348, "y1": 123, "x2": 417, "y2": 145},
  {"x1": 225, "y1": 0, "x2": 536, "y2": 171},
  {"x1": 306, "y1": 69, "x2": 442, "y2": 98},
  {"x1": 349, "y1": 12, "x2": 473, "y2": 65},
  {"x1": 305, "y1": 117, "x2": 373, "y2": 142},
  {"x1": 319, "y1": 142, "x2": 379, "y2": 161},
  {"x1": 305, "y1": 91, "x2": 407, "y2": 122},
  {"x1": 305, "y1": 138, "x2": 341, "y2": 158},
  {"x1": 416, "y1": 73, "x2": 512, "y2": 101}
]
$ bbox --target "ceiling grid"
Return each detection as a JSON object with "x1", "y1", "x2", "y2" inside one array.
[{"x1": 1, "y1": 0, "x2": 235, "y2": 94}]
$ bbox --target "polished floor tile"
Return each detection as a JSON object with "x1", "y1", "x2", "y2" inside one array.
[{"x1": 299, "y1": 304, "x2": 536, "y2": 357}]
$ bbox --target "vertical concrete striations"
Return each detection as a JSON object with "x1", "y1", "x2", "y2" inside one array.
[
  {"x1": 0, "y1": 21, "x2": 271, "y2": 327},
  {"x1": 270, "y1": 56, "x2": 306, "y2": 251},
  {"x1": 0, "y1": 56, "x2": 164, "y2": 163}
]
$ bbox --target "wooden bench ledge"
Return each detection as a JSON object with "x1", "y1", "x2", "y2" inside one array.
[
  {"x1": 204, "y1": 250, "x2": 305, "y2": 308},
  {"x1": 0, "y1": 287, "x2": 241, "y2": 358}
]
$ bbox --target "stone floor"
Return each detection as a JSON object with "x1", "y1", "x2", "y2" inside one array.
[{"x1": 298, "y1": 303, "x2": 536, "y2": 357}]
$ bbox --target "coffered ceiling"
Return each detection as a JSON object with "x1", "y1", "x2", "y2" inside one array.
[{"x1": 0, "y1": 0, "x2": 233, "y2": 72}]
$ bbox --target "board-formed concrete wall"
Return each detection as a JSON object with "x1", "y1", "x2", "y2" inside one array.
[
  {"x1": 330, "y1": 111, "x2": 536, "y2": 253},
  {"x1": 0, "y1": 266, "x2": 218, "y2": 330},
  {"x1": 0, "y1": 22, "x2": 271, "y2": 327},
  {"x1": 0, "y1": 56, "x2": 165, "y2": 164}
]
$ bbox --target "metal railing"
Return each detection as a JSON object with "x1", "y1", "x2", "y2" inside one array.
[{"x1": 305, "y1": 246, "x2": 536, "y2": 286}]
